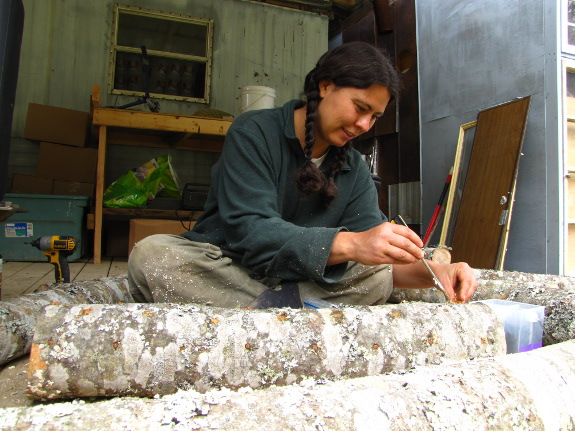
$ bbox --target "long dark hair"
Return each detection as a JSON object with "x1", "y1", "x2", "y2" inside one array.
[{"x1": 295, "y1": 42, "x2": 401, "y2": 207}]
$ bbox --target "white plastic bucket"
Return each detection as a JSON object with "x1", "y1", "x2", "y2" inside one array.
[{"x1": 240, "y1": 85, "x2": 276, "y2": 112}]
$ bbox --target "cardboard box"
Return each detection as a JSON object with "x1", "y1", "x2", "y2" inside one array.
[
  {"x1": 24, "y1": 103, "x2": 89, "y2": 147},
  {"x1": 52, "y1": 180, "x2": 94, "y2": 197},
  {"x1": 11, "y1": 173, "x2": 53, "y2": 194},
  {"x1": 11, "y1": 174, "x2": 93, "y2": 198},
  {"x1": 128, "y1": 218, "x2": 192, "y2": 255},
  {"x1": 36, "y1": 142, "x2": 97, "y2": 183}
]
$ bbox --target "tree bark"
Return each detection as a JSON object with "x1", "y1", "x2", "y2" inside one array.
[
  {"x1": 0, "y1": 276, "x2": 133, "y2": 366},
  {"x1": 3, "y1": 339, "x2": 574, "y2": 430},
  {"x1": 27, "y1": 302, "x2": 505, "y2": 400},
  {"x1": 389, "y1": 269, "x2": 575, "y2": 345}
]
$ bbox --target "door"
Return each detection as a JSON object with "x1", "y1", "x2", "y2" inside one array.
[{"x1": 450, "y1": 96, "x2": 531, "y2": 269}]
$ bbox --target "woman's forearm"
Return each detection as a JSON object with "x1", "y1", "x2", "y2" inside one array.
[{"x1": 392, "y1": 260, "x2": 435, "y2": 289}]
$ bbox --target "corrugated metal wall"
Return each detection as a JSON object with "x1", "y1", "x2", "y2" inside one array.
[{"x1": 8, "y1": 0, "x2": 328, "y2": 186}]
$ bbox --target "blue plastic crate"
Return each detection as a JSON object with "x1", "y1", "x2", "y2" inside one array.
[{"x1": 0, "y1": 193, "x2": 89, "y2": 261}]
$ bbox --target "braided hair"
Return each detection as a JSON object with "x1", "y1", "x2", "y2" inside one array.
[{"x1": 295, "y1": 42, "x2": 401, "y2": 207}]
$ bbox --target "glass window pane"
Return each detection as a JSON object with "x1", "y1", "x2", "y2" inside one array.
[
  {"x1": 115, "y1": 51, "x2": 208, "y2": 98},
  {"x1": 569, "y1": 0, "x2": 575, "y2": 24},
  {"x1": 149, "y1": 57, "x2": 206, "y2": 98},
  {"x1": 114, "y1": 52, "x2": 144, "y2": 92},
  {"x1": 118, "y1": 12, "x2": 207, "y2": 57},
  {"x1": 567, "y1": 122, "x2": 575, "y2": 166},
  {"x1": 567, "y1": 224, "x2": 575, "y2": 275},
  {"x1": 569, "y1": 26, "x2": 575, "y2": 46},
  {"x1": 566, "y1": 70, "x2": 575, "y2": 99},
  {"x1": 568, "y1": 176, "x2": 575, "y2": 220}
]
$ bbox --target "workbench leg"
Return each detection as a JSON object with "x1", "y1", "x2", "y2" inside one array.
[{"x1": 93, "y1": 125, "x2": 107, "y2": 265}]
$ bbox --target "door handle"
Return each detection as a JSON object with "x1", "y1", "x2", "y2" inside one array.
[{"x1": 499, "y1": 209, "x2": 509, "y2": 226}]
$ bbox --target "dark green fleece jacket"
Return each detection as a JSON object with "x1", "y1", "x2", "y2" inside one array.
[{"x1": 183, "y1": 99, "x2": 387, "y2": 284}]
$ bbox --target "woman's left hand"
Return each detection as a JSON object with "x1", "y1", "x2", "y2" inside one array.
[{"x1": 433, "y1": 262, "x2": 477, "y2": 303}]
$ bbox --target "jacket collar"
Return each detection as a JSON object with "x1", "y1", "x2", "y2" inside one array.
[{"x1": 282, "y1": 99, "x2": 351, "y2": 171}]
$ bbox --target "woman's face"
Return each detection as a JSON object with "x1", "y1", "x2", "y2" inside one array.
[{"x1": 315, "y1": 81, "x2": 391, "y2": 150}]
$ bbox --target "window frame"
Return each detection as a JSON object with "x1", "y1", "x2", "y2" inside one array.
[
  {"x1": 561, "y1": 59, "x2": 575, "y2": 274},
  {"x1": 108, "y1": 4, "x2": 214, "y2": 104},
  {"x1": 562, "y1": 0, "x2": 575, "y2": 55}
]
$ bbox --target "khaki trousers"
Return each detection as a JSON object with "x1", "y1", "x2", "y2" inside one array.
[{"x1": 128, "y1": 234, "x2": 394, "y2": 308}]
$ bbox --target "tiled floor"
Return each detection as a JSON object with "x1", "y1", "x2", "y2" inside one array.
[{"x1": 1, "y1": 257, "x2": 128, "y2": 300}]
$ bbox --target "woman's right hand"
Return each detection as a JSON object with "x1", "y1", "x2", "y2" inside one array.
[{"x1": 328, "y1": 222, "x2": 424, "y2": 266}]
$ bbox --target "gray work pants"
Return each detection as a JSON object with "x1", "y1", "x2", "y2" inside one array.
[{"x1": 127, "y1": 234, "x2": 394, "y2": 307}]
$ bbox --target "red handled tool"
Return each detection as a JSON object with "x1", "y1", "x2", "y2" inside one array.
[{"x1": 423, "y1": 168, "x2": 453, "y2": 246}]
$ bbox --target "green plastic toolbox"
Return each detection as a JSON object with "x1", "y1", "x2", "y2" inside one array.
[{"x1": 0, "y1": 193, "x2": 89, "y2": 261}]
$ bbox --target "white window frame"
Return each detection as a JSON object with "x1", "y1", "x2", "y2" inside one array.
[
  {"x1": 561, "y1": 59, "x2": 575, "y2": 274},
  {"x1": 562, "y1": 0, "x2": 575, "y2": 55},
  {"x1": 108, "y1": 4, "x2": 214, "y2": 104}
]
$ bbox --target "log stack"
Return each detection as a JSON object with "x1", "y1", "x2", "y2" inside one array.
[{"x1": 0, "y1": 268, "x2": 574, "y2": 430}]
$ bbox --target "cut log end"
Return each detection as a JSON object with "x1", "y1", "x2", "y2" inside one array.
[{"x1": 423, "y1": 246, "x2": 452, "y2": 264}]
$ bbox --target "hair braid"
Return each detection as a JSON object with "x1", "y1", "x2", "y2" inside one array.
[
  {"x1": 320, "y1": 145, "x2": 349, "y2": 207},
  {"x1": 295, "y1": 81, "x2": 326, "y2": 195}
]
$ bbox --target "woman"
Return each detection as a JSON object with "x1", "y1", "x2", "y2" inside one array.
[{"x1": 128, "y1": 42, "x2": 476, "y2": 307}]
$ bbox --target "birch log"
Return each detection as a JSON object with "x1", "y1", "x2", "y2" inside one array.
[
  {"x1": 26, "y1": 302, "x2": 505, "y2": 400},
  {"x1": 4, "y1": 339, "x2": 575, "y2": 430},
  {"x1": 0, "y1": 276, "x2": 133, "y2": 366},
  {"x1": 389, "y1": 269, "x2": 575, "y2": 345}
]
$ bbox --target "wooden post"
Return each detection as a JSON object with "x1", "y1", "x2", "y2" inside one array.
[
  {"x1": 2, "y1": 340, "x2": 574, "y2": 430},
  {"x1": 26, "y1": 302, "x2": 506, "y2": 400},
  {"x1": 93, "y1": 124, "x2": 107, "y2": 265}
]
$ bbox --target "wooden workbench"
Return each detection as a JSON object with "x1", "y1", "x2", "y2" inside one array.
[{"x1": 90, "y1": 84, "x2": 232, "y2": 264}]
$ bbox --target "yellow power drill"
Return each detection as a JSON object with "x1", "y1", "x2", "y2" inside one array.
[{"x1": 29, "y1": 236, "x2": 77, "y2": 283}]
